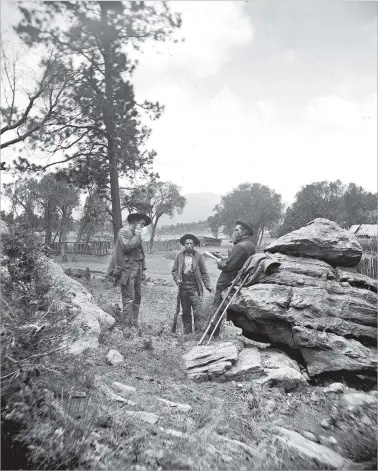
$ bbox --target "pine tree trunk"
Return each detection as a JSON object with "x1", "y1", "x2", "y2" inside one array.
[
  {"x1": 100, "y1": 3, "x2": 122, "y2": 241},
  {"x1": 60, "y1": 212, "x2": 68, "y2": 262},
  {"x1": 149, "y1": 220, "x2": 158, "y2": 254},
  {"x1": 44, "y1": 203, "x2": 52, "y2": 246},
  {"x1": 52, "y1": 230, "x2": 60, "y2": 244}
]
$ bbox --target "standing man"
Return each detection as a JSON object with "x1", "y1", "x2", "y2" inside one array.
[
  {"x1": 107, "y1": 213, "x2": 151, "y2": 328},
  {"x1": 172, "y1": 234, "x2": 213, "y2": 334},
  {"x1": 212, "y1": 221, "x2": 256, "y2": 336}
]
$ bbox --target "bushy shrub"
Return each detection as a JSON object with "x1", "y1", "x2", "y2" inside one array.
[{"x1": 1, "y1": 227, "x2": 93, "y2": 469}]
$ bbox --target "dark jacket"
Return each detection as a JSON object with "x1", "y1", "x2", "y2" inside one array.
[
  {"x1": 216, "y1": 235, "x2": 256, "y2": 291},
  {"x1": 107, "y1": 226, "x2": 146, "y2": 285},
  {"x1": 172, "y1": 250, "x2": 211, "y2": 295}
]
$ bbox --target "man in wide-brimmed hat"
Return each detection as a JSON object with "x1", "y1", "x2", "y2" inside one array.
[
  {"x1": 107, "y1": 213, "x2": 151, "y2": 328},
  {"x1": 212, "y1": 221, "x2": 256, "y2": 337},
  {"x1": 172, "y1": 234, "x2": 213, "y2": 334}
]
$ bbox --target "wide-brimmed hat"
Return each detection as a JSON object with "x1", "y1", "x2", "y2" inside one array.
[
  {"x1": 127, "y1": 213, "x2": 152, "y2": 227},
  {"x1": 180, "y1": 233, "x2": 200, "y2": 246},
  {"x1": 235, "y1": 220, "x2": 254, "y2": 236}
]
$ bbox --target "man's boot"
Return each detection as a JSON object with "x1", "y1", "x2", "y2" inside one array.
[
  {"x1": 123, "y1": 301, "x2": 134, "y2": 328},
  {"x1": 182, "y1": 319, "x2": 192, "y2": 334},
  {"x1": 132, "y1": 303, "x2": 140, "y2": 327}
]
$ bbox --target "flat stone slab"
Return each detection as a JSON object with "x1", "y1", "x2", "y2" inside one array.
[
  {"x1": 183, "y1": 342, "x2": 239, "y2": 370},
  {"x1": 223, "y1": 347, "x2": 264, "y2": 380},
  {"x1": 155, "y1": 397, "x2": 192, "y2": 412},
  {"x1": 112, "y1": 381, "x2": 136, "y2": 394},
  {"x1": 273, "y1": 426, "x2": 355, "y2": 469},
  {"x1": 123, "y1": 410, "x2": 160, "y2": 425},
  {"x1": 188, "y1": 360, "x2": 233, "y2": 382}
]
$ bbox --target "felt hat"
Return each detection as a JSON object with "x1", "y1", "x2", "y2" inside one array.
[
  {"x1": 235, "y1": 220, "x2": 254, "y2": 236},
  {"x1": 127, "y1": 213, "x2": 152, "y2": 227},
  {"x1": 180, "y1": 233, "x2": 200, "y2": 246}
]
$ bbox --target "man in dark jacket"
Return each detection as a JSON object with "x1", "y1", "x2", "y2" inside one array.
[
  {"x1": 172, "y1": 234, "x2": 213, "y2": 334},
  {"x1": 107, "y1": 213, "x2": 151, "y2": 327},
  {"x1": 212, "y1": 221, "x2": 256, "y2": 336}
]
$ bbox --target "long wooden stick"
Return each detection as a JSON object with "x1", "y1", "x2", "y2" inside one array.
[
  {"x1": 206, "y1": 280, "x2": 247, "y2": 344},
  {"x1": 197, "y1": 274, "x2": 241, "y2": 345},
  {"x1": 197, "y1": 258, "x2": 250, "y2": 346}
]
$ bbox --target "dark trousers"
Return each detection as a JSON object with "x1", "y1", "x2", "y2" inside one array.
[
  {"x1": 180, "y1": 282, "x2": 201, "y2": 334},
  {"x1": 121, "y1": 262, "x2": 142, "y2": 326}
]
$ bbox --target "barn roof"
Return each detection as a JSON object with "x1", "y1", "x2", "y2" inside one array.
[{"x1": 349, "y1": 224, "x2": 377, "y2": 237}]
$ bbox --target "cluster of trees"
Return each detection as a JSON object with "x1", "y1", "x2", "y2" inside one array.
[
  {"x1": 207, "y1": 183, "x2": 284, "y2": 245},
  {"x1": 1, "y1": 1, "x2": 182, "y2": 240},
  {"x1": 2, "y1": 172, "x2": 187, "y2": 256},
  {"x1": 206, "y1": 180, "x2": 376, "y2": 245},
  {"x1": 158, "y1": 220, "x2": 210, "y2": 236},
  {"x1": 277, "y1": 180, "x2": 377, "y2": 236},
  {"x1": 3, "y1": 175, "x2": 109, "y2": 261}
]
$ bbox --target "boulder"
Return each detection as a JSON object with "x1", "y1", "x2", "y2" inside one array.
[
  {"x1": 228, "y1": 253, "x2": 377, "y2": 377},
  {"x1": 259, "y1": 366, "x2": 307, "y2": 392},
  {"x1": 323, "y1": 382, "x2": 345, "y2": 394},
  {"x1": 292, "y1": 326, "x2": 377, "y2": 376},
  {"x1": 265, "y1": 218, "x2": 362, "y2": 267},
  {"x1": 339, "y1": 392, "x2": 377, "y2": 410},
  {"x1": 106, "y1": 349, "x2": 124, "y2": 366},
  {"x1": 44, "y1": 256, "x2": 115, "y2": 354}
]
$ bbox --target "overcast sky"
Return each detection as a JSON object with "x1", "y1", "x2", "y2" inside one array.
[{"x1": 1, "y1": 0, "x2": 377, "y2": 205}]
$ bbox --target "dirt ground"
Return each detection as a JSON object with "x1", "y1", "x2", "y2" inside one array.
[{"x1": 51, "y1": 251, "x2": 377, "y2": 471}]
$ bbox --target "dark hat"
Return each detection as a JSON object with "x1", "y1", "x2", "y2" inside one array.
[
  {"x1": 180, "y1": 233, "x2": 200, "y2": 246},
  {"x1": 235, "y1": 221, "x2": 254, "y2": 236},
  {"x1": 127, "y1": 213, "x2": 152, "y2": 227}
]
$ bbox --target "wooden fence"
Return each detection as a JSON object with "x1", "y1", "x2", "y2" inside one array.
[
  {"x1": 356, "y1": 257, "x2": 377, "y2": 280},
  {"x1": 50, "y1": 241, "x2": 113, "y2": 256},
  {"x1": 143, "y1": 239, "x2": 181, "y2": 253},
  {"x1": 51, "y1": 237, "x2": 223, "y2": 256}
]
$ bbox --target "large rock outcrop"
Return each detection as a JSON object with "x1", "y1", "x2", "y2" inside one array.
[
  {"x1": 228, "y1": 251, "x2": 377, "y2": 377},
  {"x1": 265, "y1": 218, "x2": 362, "y2": 267},
  {"x1": 44, "y1": 257, "x2": 115, "y2": 354}
]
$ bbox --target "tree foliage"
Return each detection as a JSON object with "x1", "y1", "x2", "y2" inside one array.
[
  {"x1": 213, "y1": 183, "x2": 284, "y2": 244},
  {"x1": 13, "y1": 1, "x2": 182, "y2": 238},
  {"x1": 123, "y1": 179, "x2": 186, "y2": 250},
  {"x1": 278, "y1": 180, "x2": 377, "y2": 236},
  {"x1": 0, "y1": 46, "x2": 74, "y2": 153},
  {"x1": 207, "y1": 214, "x2": 222, "y2": 238}
]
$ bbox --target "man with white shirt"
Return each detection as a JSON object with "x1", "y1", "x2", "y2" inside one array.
[{"x1": 172, "y1": 234, "x2": 213, "y2": 334}]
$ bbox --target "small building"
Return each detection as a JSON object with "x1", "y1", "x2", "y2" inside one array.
[
  {"x1": 199, "y1": 236, "x2": 222, "y2": 247},
  {"x1": 349, "y1": 224, "x2": 377, "y2": 252},
  {"x1": 349, "y1": 224, "x2": 377, "y2": 238}
]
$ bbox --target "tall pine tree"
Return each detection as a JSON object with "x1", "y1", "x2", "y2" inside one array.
[{"x1": 15, "y1": 1, "x2": 181, "y2": 238}]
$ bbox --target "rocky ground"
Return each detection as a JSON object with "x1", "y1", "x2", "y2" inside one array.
[
  {"x1": 2, "y1": 223, "x2": 376, "y2": 471},
  {"x1": 41, "y1": 272, "x2": 376, "y2": 471}
]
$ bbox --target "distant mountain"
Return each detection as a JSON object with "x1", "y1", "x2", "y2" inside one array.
[{"x1": 158, "y1": 192, "x2": 221, "y2": 226}]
